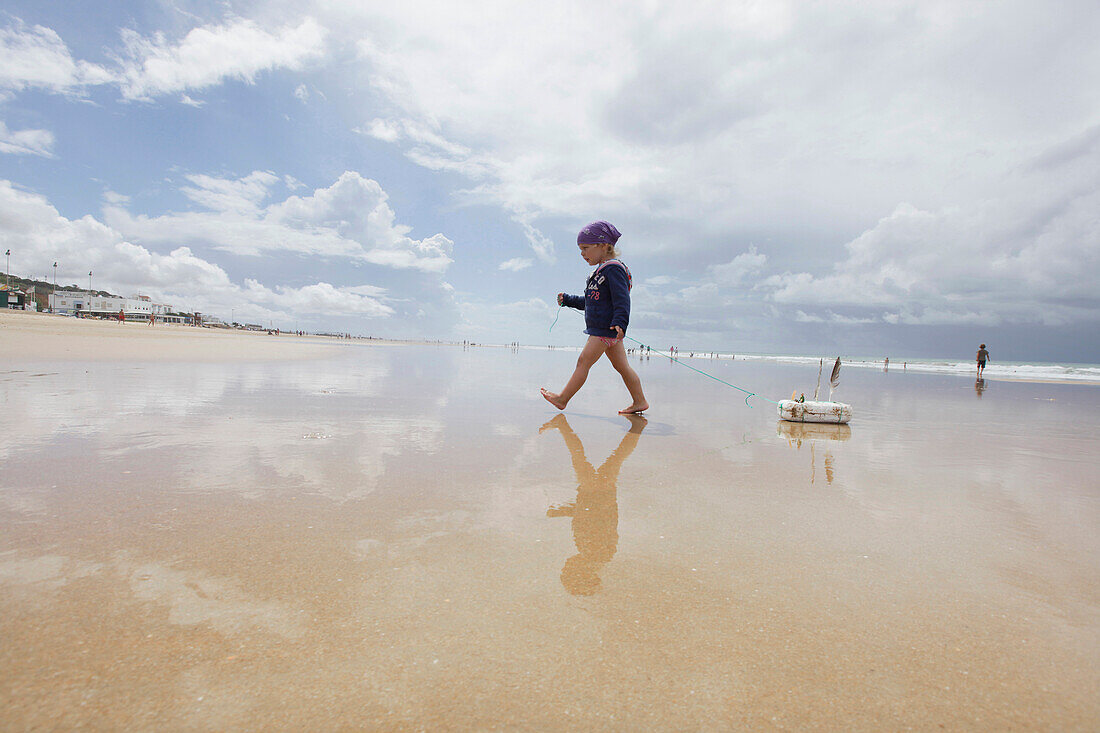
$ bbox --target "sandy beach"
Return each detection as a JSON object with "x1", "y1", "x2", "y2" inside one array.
[
  {"x1": 2, "y1": 311, "x2": 1098, "y2": 730},
  {"x1": 0, "y1": 309, "x2": 347, "y2": 362}
]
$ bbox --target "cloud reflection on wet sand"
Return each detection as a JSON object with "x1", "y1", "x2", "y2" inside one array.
[{"x1": 1, "y1": 345, "x2": 1098, "y2": 729}]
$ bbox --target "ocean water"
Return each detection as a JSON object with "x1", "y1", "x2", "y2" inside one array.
[
  {"x1": 666, "y1": 351, "x2": 1100, "y2": 384},
  {"x1": 536, "y1": 305, "x2": 1099, "y2": 383}
]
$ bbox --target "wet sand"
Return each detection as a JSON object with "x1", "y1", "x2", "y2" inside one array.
[{"x1": 2, "y1": 317, "x2": 1098, "y2": 730}]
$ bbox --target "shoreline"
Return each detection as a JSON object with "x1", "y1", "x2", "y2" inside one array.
[
  {"x1": 5, "y1": 309, "x2": 1099, "y2": 385},
  {"x1": 521, "y1": 344, "x2": 1100, "y2": 387}
]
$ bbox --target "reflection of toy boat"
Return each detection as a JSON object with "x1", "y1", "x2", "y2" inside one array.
[
  {"x1": 777, "y1": 399, "x2": 852, "y2": 424},
  {"x1": 776, "y1": 421, "x2": 851, "y2": 441}
]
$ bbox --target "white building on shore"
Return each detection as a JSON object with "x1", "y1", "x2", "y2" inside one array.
[{"x1": 48, "y1": 292, "x2": 172, "y2": 319}]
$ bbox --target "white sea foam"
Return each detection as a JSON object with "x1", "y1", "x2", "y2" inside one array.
[
  {"x1": 520, "y1": 339, "x2": 1100, "y2": 384},
  {"x1": 724, "y1": 354, "x2": 1100, "y2": 383}
]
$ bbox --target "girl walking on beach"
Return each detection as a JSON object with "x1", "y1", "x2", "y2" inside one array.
[{"x1": 541, "y1": 221, "x2": 649, "y2": 414}]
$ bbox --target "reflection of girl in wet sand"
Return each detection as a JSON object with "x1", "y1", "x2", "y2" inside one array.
[{"x1": 541, "y1": 413, "x2": 646, "y2": 595}]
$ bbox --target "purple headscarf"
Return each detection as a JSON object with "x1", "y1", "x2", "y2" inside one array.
[{"x1": 577, "y1": 221, "x2": 622, "y2": 246}]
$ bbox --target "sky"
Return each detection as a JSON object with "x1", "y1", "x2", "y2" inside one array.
[{"x1": 1, "y1": 0, "x2": 1098, "y2": 361}]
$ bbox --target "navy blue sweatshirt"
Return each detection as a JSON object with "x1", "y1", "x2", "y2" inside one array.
[{"x1": 562, "y1": 260, "x2": 632, "y2": 338}]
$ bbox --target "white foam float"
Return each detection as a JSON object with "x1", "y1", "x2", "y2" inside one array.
[{"x1": 777, "y1": 399, "x2": 852, "y2": 424}]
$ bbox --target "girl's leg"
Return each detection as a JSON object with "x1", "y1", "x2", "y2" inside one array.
[
  {"x1": 604, "y1": 340, "x2": 649, "y2": 414},
  {"x1": 541, "y1": 337, "x2": 611, "y2": 410}
]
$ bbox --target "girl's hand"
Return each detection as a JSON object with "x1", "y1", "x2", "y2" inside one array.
[
  {"x1": 613, "y1": 326, "x2": 624, "y2": 340},
  {"x1": 556, "y1": 293, "x2": 564, "y2": 306}
]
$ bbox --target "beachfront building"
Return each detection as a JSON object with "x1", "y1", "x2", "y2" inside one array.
[
  {"x1": 25, "y1": 284, "x2": 49, "y2": 311},
  {"x1": 2, "y1": 285, "x2": 27, "y2": 309},
  {"x1": 4, "y1": 284, "x2": 55, "y2": 311},
  {"x1": 47, "y1": 292, "x2": 172, "y2": 320}
]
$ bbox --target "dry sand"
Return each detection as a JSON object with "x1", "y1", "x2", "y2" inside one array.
[
  {"x1": 0, "y1": 309, "x2": 342, "y2": 361},
  {"x1": 2, "y1": 311, "x2": 1098, "y2": 730}
]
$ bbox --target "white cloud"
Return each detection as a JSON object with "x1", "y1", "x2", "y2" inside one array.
[
  {"x1": 0, "y1": 21, "x2": 113, "y2": 93},
  {"x1": 3, "y1": 3, "x2": 1098, "y2": 350},
  {"x1": 765, "y1": 154, "x2": 1100, "y2": 327},
  {"x1": 513, "y1": 214, "x2": 557, "y2": 264},
  {"x1": 794, "y1": 310, "x2": 878, "y2": 325},
  {"x1": 105, "y1": 171, "x2": 454, "y2": 273},
  {"x1": 457, "y1": 296, "x2": 555, "y2": 340},
  {"x1": 182, "y1": 170, "x2": 281, "y2": 213},
  {"x1": 115, "y1": 17, "x2": 326, "y2": 100},
  {"x1": 709, "y1": 247, "x2": 767, "y2": 286},
  {"x1": 498, "y1": 258, "x2": 532, "y2": 272},
  {"x1": 0, "y1": 179, "x2": 394, "y2": 323},
  {"x1": 334, "y1": 2, "x2": 811, "y2": 260},
  {"x1": 267, "y1": 171, "x2": 454, "y2": 271},
  {"x1": 357, "y1": 118, "x2": 399, "y2": 143},
  {"x1": 343, "y1": 284, "x2": 388, "y2": 298},
  {"x1": 0, "y1": 16, "x2": 325, "y2": 102},
  {"x1": 316, "y1": 0, "x2": 1100, "y2": 335},
  {"x1": 242, "y1": 279, "x2": 393, "y2": 317},
  {"x1": 294, "y1": 84, "x2": 309, "y2": 102},
  {"x1": 0, "y1": 120, "x2": 54, "y2": 157}
]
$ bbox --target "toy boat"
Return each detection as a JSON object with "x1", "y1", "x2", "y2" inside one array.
[{"x1": 777, "y1": 399, "x2": 852, "y2": 424}]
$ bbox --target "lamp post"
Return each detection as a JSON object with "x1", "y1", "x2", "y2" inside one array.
[
  {"x1": 88, "y1": 271, "x2": 93, "y2": 316},
  {"x1": 4, "y1": 249, "x2": 9, "y2": 289},
  {"x1": 52, "y1": 262, "x2": 57, "y2": 312}
]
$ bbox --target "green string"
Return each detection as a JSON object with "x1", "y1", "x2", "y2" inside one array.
[{"x1": 549, "y1": 305, "x2": 779, "y2": 408}]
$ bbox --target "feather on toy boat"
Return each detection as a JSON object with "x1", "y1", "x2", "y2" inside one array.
[{"x1": 778, "y1": 356, "x2": 852, "y2": 424}]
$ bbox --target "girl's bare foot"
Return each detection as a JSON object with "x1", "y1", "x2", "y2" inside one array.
[
  {"x1": 540, "y1": 388, "x2": 567, "y2": 410},
  {"x1": 618, "y1": 401, "x2": 648, "y2": 414}
]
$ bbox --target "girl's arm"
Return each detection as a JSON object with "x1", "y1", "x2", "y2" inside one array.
[
  {"x1": 605, "y1": 266, "x2": 631, "y2": 335},
  {"x1": 560, "y1": 293, "x2": 585, "y2": 310}
]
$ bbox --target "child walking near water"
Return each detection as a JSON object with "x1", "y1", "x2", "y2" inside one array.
[{"x1": 541, "y1": 221, "x2": 649, "y2": 414}]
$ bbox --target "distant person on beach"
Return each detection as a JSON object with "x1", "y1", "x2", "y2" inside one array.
[
  {"x1": 976, "y1": 343, "x2": 990, "y2": 377},
  {"x1": 118, "y1": 308, "x2": 124, "y2": 323},
  {"x1": 540, "y1": 221, "x2": 648, "y2": 414}
]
